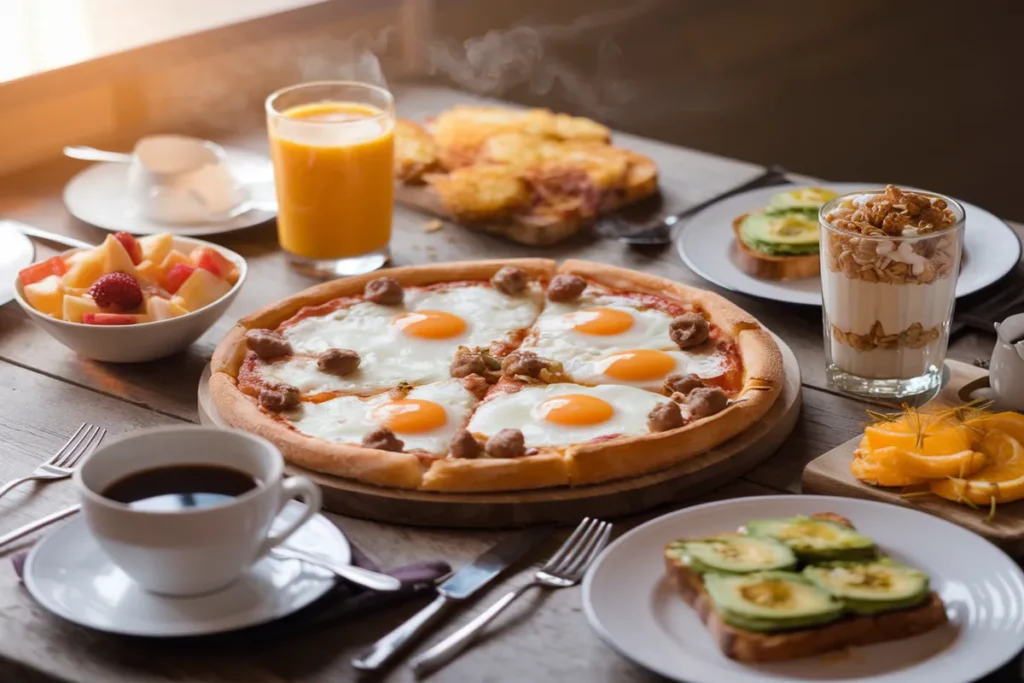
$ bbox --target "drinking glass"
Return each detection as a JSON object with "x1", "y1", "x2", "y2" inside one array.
[
  {"x1": 820, "y1": 190, "x2": 965, "y2": 398},
  {"x1": 266, "y1": 81, "x2": 395, "y2": 277}
]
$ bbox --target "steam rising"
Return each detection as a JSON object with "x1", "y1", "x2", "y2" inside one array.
[{"x1": 145, "y1": 3, "x2": 657, "y2": 129}]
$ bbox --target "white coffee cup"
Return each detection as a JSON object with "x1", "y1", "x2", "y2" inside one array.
[
  {"x1": 126, "y1": 135, "x2": 246, "y2": 225},
  {"x1": 74, "y1": 426, "x2": 322, "y2": 597}
]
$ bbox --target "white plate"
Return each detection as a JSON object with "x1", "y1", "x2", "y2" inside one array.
[
  {"x1": 0, "y1": 222, "x2": 34, "y2": 306},
  {"x1": 677, "y1": 182, "x2": 1022, "y2": 306},
  {"x1": 63, "y1": 147, "x2": 277, "y2": 237},
  {"x1": 24, "y1": 501, "x2": 349, "y2": 637},
  {"x1": 583, "y1": 495, "x2": 1024, "y2": 683}
]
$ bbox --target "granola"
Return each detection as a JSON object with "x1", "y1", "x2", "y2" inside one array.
[
  {"x1": 831, "y1": 321, "x2": 942, "y2": 352},
  {"x1": 823, "y1": 186, "x2": 961, "y2": 285}
]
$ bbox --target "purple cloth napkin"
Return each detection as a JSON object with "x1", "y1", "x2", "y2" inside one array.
[{"x1": 13, "y1": 543, "x2": 449, "y2": 638}]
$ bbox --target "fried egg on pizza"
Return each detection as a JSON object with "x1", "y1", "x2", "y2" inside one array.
[
  {"x1": 466, "y1": 383, "x2": 670, "y2": 448},
  {"x1": 286, "y1": 379, "x2": 476, "y2": 454},
  {"x1": 211, "y1": 259, "x2": 783, "y2": 493}
]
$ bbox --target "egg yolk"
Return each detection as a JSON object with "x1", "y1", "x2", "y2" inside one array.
[
  {"x1": 602, "y1": 349, "x2": 677, "y2": 381},
  {"x1": 372, "y1": 399, "x2": 448, "y2": 433},
  {"x1": 569, "y1": 307, "x2": 634, "y2": 336},
  {"x1": 540, "y1": 394, "x2": 614, "y2": 426},
  {"x1": 393, "y1": 310, "x2": 467, "y2": 339}
]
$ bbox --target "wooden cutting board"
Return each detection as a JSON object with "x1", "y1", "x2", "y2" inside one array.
[
  {"x1": 802, "y1": 360, "x2": 1024, "y2": 555},
  {"x1": 198, "y1": 335, "x2": 801, "y2": 529}
]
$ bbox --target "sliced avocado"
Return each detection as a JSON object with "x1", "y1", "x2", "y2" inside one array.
[
  {"x1": 803, "y1": 559, "x2": 930, "y2": 615},
  {"x1": 704, "y1": 571, "x2": 844, "y2": 633},
  {"x1": 742, "y1": 516, "x2": 877, "y2": 562},
  {"x1": 666, "y1": 536, "x2": 797, "y2": 574},
  {"x1": 765, "y1": 187, "x2": 839, "y2": 214},
  {"x1": 738, "y1": 212, "x2": 820, "y2": 257}
]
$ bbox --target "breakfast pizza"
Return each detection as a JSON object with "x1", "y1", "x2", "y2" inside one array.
[
  {"x1": 393, "y1": 106, "x2": 659, "y2": 245},
  {"x1": 210, "y1": 260, "x2": 782, "y2": 492}
]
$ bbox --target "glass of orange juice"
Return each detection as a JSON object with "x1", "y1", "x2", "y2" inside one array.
[{"x1": 266, "y1": 81, "x2": 395, "y2": 277}]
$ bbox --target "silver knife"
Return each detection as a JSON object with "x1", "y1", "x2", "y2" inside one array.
[
  {"x1": 0, "y1": 504, "x2": 80, "y2": 550},
  {"x1": 351, "y1": 527, "x2": 551, "y2": 672}
]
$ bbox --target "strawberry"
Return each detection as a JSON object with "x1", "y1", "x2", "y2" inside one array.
[
  {"x1": 89, "y1": 272, "x2": 143, "y2": 311},
  {"x1": 162, "y1": 263, "x2": 195, "y2": 294},
  {"x1": 191, "y1": 246, "x2": 236, "y2": 281},
  {"x1": 19, "y1": 256, "x2": 67, "y2": 286},
  {"x1": 114, "y1": 232, "x2": 143, "y2": 265},
  {"x1": 82, "y1": 313, "x2": 138, "y2": 325}
]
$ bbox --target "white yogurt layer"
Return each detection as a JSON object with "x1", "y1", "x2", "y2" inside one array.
[
  {"x1": 829, "y1": 338, "x2": 946, "y2": 380},
  {"x1": 822, "y1": 274, "x2": 956, "y2": 335}
]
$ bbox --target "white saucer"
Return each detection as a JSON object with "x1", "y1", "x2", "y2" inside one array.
[
  {"x1": 23, "y1": 501, "x2": 349, "y2": 637},
  {"x1": 0, "y1": 222, "x2": 34, "y2": 306},
  {"x1": 583, "y1": 495, "x2": 1024, "y2": 683},
  {"x1": 677, "y1": 182, "x2": 1022, "y2": 306},
  {"x1": 63, "y1": 147, "x2": 278, "y2": 237}
]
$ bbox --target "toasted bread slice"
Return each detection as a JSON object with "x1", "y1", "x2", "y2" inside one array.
[
  {"x1": 665, "y1": 512, "x2": 948, "y2": 663},
  {"x1": 732, "y1": 213, "x2": 820, "y2": 281},
  {"x1": 394, "y1": 119, "x2": 439, "y2": 183}
]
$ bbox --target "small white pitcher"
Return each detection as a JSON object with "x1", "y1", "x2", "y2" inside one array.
[{"x1": 990, "y1": 312, "x2": 1024, "y2": 411}]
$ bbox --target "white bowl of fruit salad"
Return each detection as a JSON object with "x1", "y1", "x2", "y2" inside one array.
[{"x1": 13, "y1": 232, "x2": 246, "y2": 363}]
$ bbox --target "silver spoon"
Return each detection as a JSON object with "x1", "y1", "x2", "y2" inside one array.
[
  {"x1": 270, "y1": 546, "x2": 402, "y2": 592},
  {"x1": 63, "y1": 145, "x2": 133, "y2": 164}
]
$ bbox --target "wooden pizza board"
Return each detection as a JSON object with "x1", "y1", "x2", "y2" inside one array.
[
  {"x1": 198, "y1": 335, "x2": 801, "y2": 528},
  {"x1": 802, "y1": 359, "x2": 1024, "y2": 556}
]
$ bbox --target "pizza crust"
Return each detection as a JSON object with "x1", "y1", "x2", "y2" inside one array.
[{"x1": 209, "y1": 259, "x2": 784, "y2": 492}]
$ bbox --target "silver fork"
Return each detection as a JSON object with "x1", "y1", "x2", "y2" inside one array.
[
  {"x1": 0, "y1": 424, "x2": 105, "y2": 500},
  {"x1": 409, "y1": 517, "x2": 613, "y2": 678}
]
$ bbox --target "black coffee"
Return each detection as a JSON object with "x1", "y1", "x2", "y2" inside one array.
[{"x1": 102, "y1": 464, "x2": 258, "y2": 512}]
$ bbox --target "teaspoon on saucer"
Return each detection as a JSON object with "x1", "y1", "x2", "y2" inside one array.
[{"x1": 271, "y1": 547, "x2": 401, "y2": 592}]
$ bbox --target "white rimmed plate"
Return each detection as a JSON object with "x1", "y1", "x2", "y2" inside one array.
[
  {"x1": 583, "y1": 495, "x2": 1024, "y2": 683},
  {"x1": 0, "y1": 222, "x2": 34, "y2": 306},
  {"x1": 677, "y1": 182, "x2": 1021, "y2": 305},
  {"x1": 24, "y1": 501, "x2": 349, "y2": 637},
  {"x1": 63, "y1": 146, "x2": 277, "y2": 236}
]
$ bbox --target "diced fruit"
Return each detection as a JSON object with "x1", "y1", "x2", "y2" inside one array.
[
  {"x1": 162, "y1": 263, "x2": 196, "y2": 294},
  {"x1": 89, "y1": 272, "x2": 144, "y2": 311},
  {"x1": 19, "y1": 256, "x2": 67, "y2": 287},
  {"x1": 146, "y1": 296, "x2": 188, "y2": 321},
  {"x1": 138, "y1": 233, "x2": 174, "y2": 264},
  {"x1": 62, "y1": 249, "x2": 105, "y2": 289},
  {"x1": 22, "y1": 274, "x2": 65, "y2": 317},
  {"x1": 63, "y1": 295, "x2": 101, "y2": 323},
  {"x1": 114, "y1": 232, "x2": 143, "y2": 265},
  {"x1": 135, "y1": 259, "x2": 162, "y2": 284},
  {"x1": 99, "y1": 235, "x2": 139, "y2": 278},
  {"x1": 171, "y1": 268, "x2": 231, "y2": 312},
  {"x1": 81, "y1": 313, "x2": 142, "y2": 325},
  {"x1": 191, "y1": 246, "x2": 238, "y2": 282}
]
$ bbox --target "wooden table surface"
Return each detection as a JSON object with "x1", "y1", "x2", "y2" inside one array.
[{"x1": 0, "y1": 84, "x2": 1021, "y2": 683}]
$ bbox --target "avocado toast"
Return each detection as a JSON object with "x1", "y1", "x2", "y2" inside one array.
[
  {"x1": 732, "y1": 187, "x2": 837, "y2": 281},
  {"x1": 664, "y1": 512, "x2": 947, "y2": 663}
]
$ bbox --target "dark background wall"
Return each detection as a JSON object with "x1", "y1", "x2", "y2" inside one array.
[{"x1": 427, "y1": 0, "x2": 1024, "y2": 220}]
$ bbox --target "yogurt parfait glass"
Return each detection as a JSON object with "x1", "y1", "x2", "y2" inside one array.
[{"x1": 819, "y1": 185, "x2": 965, "y2": 398}]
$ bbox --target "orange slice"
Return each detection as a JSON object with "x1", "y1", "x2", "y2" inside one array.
[
  {"x1": 864, "y1": 418, "x2": 972, "y2": 455},
  {"x1": 887, "y1": 448, "x2": 986, "y2": 479},
  {"x1": 967, "y1": 412, "x2": 1024, "y2": 445},
  {"x1": 931, "y1": 430, "x2": 1024, "y2": 504},
  {"x1": 851, "y1": 438, "x2": 928, "y2": 487}
]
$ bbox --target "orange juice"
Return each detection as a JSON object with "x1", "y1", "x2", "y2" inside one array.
[{"x1": 268, "y1": 101, "x2": 394, "y2": 260}]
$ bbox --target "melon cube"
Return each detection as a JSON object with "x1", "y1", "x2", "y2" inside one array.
[
  {"x1": 99, "y1": 235, "x2": 138, "y2": 278},
  {"x1": 171, "y1": 268, "x2": 231, "y2": 312},
  {"x1": 62, "y1": 248, "x2": 105, "y2": 289},
  {"x1": 63, "y1": 295, "x2": 102, "y2": 323},
  {"x1": 139, "y1": 234, "x2": 174, "y2": 265},
  {"x1": 159, "y1": 250, "x2": 192, "y2": 278},
  {"x1": 23, "y1": 275, "x2": 65, "y2": 318},
  {"x1": 135, "y1": 259, "x2": 163, "y2": 286},
  {"x1": 146, "y1": 296, "x2": 188, "y2": 321}
]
